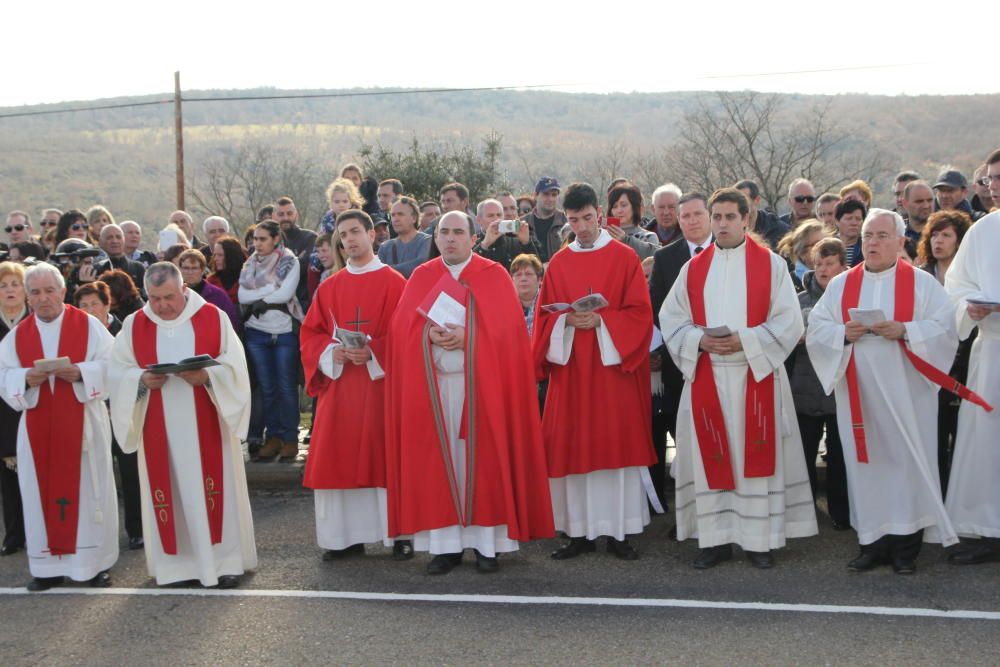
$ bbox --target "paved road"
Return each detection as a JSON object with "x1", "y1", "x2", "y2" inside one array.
[{"x1": 2, "y1": 474, "x2": 999, "y2": 665}]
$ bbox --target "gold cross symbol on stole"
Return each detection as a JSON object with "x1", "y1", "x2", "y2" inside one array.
[
  {"x1": 205, "y1": 477, "x2": 221, "y2": 511},
  {"x1": 153, "y1": 489, "x2": 170, "y2": 524}
]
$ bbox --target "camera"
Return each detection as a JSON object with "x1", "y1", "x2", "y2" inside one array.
[{"x1": 498, "y1": 219, "x2": 522, "y2": 235}]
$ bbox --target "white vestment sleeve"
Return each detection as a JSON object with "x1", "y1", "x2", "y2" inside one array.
[
  {"x1": 805, "y1": 273, "x2": 852, "y2": 396},
  {"x1": 319, "y1": 343, "x2": 344, "y2": 380},
  {"x1": 0, "y1": 330, "x2": 36, "y2": 411},
  {"x1": 108, "y1": 316, "x2": 149, "y2": 455},
  {"x1": 546, "y1": 313, "x2": 575, "y2": 365},
  {"x1": 204, "y1": 309, "x2": 252, "y2": 441},
  {"x1": 903, "y1": 270, "x2": 958, "y2": 373},
  {"x1": 660, "y1": 264, "x2": 704, "y2": 381},
  {"x1": 71, "y1": 318, "x2": 113, "y2": 404},
  {"x1": 738, "y1": 256, "x2": 804, "y2": 382},
  {"x1": 595, "y1": 316, "x2": 622, "y2": 366},
  {"x1": 945, "y1": 224, "x2": 993, "y2": 341},
  {"x1": 367, "y1": 350, "x2": 385, "y2": 381}
]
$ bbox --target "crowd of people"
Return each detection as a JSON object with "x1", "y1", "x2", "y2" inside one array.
[{"x1": 0, "y1": 150, "x2": 997, "y2": 590}]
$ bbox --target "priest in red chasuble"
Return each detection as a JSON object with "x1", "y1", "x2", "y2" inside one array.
[
  {"x1": 385, "y1": 211, "x2": 554, "y2": 575},
  {"x1": 0, "y1": 263, "x2": 118, "y2": 591},
  {"x1": 300, "y1": 210, "x2": 409, "y2": 561},
  {"x1": 532, "y1": 182, "x2": 658, "y2": 562},
  {"x1": 109, "y1": 262, "x2": 256, "y2": 588},
  {"x1": 660, "y1": 188, "x2": 817, "y2": 570}
]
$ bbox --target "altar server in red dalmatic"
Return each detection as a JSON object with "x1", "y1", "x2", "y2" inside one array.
[
  {"x1": 385, "y1": 211, "x2": 554, "y2": 576},
  {"x1": 0, "y1": 263, "x2": 118, "y2": 591},
  {"x1": 109, "y1": 262, "x2": 255, "y2": 589},
  {"x1": 300, "y1": 210, "x2": 409, "y2": 561}
]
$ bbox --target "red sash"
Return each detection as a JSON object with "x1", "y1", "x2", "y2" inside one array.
[
  {"x1": 841, "y1": 261, "x2": 993, "y2": 463},
  {"x1": 15, "y1": 306, "x2": 90, "y2": 555},
  {"x1": 687, "y1": 238, "x2": 777, "y2": 490},
  {"x1": 132, "y1": 305, "x2": 224, "y2": 555}
]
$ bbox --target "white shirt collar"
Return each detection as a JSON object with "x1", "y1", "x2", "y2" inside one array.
[
  {"x1": 346, "y1": 255, "x2": 385, "y2": 275},
  {"x1": 442, "y1": 253, "x2": 473, "y2": 280},
  {"x1": 686, "y1": 235, "x2": 713, "y2": 256},
  {"x1": 569, "y1": 228, "x2": 612, "y2": 253}
]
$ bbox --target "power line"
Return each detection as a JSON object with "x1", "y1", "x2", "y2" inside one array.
[{"x1": 0, "y1": 98, "x2": 172, "y2": 119}]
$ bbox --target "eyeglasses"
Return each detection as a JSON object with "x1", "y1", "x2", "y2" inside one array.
[
  {"x1": 793, "y1": 196, "x2": 816, "y2": 204},
  {"x1": 39, "y1": 220, "x2": 57, "y2": 228},
  {"x1": 978, "y1": 175, "x2": 1000, "y2": 186},
  {"x1": 4, "y1": 224, "x2": 26, "y2": 233},
  {"x1": 862, "y1": 232, "x2": 895, "y2": 242},
  {"x1": 70, "y1": 223, "x2": 86, "y2": 231}
]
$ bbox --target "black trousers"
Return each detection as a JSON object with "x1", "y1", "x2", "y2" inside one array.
[
  {"x1": 649, "y1": 392, "x2": 679, "y2": 509},
  {"x1": 0, "y1": 464, "x2": 24, "y2": 549},
  {"x1": 112, "y1": 439, "x2": 142, "y2": 540},
  {"x1": 937, "y1": 390, "x2": 960, "y2": 498},
  {"x1": 861, "y1": 530, "x2": 924, "y2": 561},
  {"x1": 797, "y1": 412, "x2": 850, "y2": 525}
]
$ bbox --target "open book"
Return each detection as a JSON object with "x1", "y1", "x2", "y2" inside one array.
[
  {"x1": 541, "y1": 293, "x2": 609, "y2": 314},
  {"x1": 34, "y1": 357, "x2": 72, "y2": 373},
  {"x1": 146, "y1": 354, "x2": 221, "y2": 375},
  {"x1": 333, "y1": 327, "x2": 368, "y2": 349},
  {"x1": 417, "y1": 273, "x2": 468, "y2": 328}
]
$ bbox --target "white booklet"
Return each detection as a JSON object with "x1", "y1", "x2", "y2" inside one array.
[
  {"x1": 542, "y1": 293, "x2": 609, "y2": 314},
  {"x1": 33, "y1": 357, "x2": 71, "y2": 373},
  {"x1": 333, "y1": 328, "x2": 369, "y2": 349},
  {"x1": 700, "y1": 325, "x2": 733, "y2": 338},
  {"x1": 424, "y1": 292, "x2": 467, "y2": 328},
  {"x1": 848, "y1": 308, "x2": 887, "y2": 327}
]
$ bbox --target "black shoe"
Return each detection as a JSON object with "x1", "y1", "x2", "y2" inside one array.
[
  {"x1": 607, "y1": 538, "x2": 639, "y2": 561},
  {"x1": 427, "y1": 552, "x2": 463, "y2": 575},
  {"x1": 830, "y1": 519, "x2": 851, "y2": 531},
  {"x1": 26, "y1": 576, "x2": 64, "y2": 592},
  {"x1": 550, "y1": 537, "x2": 596, "y2": 560},
  {"x1": 128, "y1": 536, "x2": 144, "y2": 551},
  {"x1": 0, "y1": 544, "x2": 21, "y2": 556},
  {"x1": 948, "y1": 542, "x2": 1000, "y2": 565},
  {"x1": 322, "y1": 543, "x2": 365, "y2": 561},
  {"x1": 90, "y1": 570, "x2": 112, "y2": 588},
  {"x1": 217, "y1": 575, "x2": 240, "y2": 589},
  {"x1": 668, "y1": 525, "x2": 678, "y2": 541},
  {"x1": 474, "y1": 550, "x2": 499, "y2": 573},
  {"x1": 392, "y1": 540, "x2": 414, "y2": 561},
  {"x1": 892, "y1": 558, "x2": 917, "y2": 575},
  {"x1": 746, "y1": 550, "x2": 773, "y2": 569},
  {"x1": 847, "y1": 552, "x2": 883, "y2": 572},
  {"x1": 693, "y1": 544, "x2": 733, "y2": 569}
]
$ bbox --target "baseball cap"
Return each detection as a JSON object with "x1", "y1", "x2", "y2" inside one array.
[
  {"x1": 535, "y1": 176, "x2": 560, "y2": 194},
  {"x1": 933, "y1": 169, "x2": 967, "y2": 190}
]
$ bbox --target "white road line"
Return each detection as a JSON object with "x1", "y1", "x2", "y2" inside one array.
[{"x1": 1, "y1": 586, "x2": 998, "y2": 620}]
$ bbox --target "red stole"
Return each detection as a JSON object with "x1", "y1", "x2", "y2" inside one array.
[
  {"x1": 132, "y1": 305, "x2": 223, "y2": 555},
  {"x1": 687, "y1": 238, "x2": 777, "y2": 490},
  {"x1": 840, "y1": 261, "x2": 993, "y2": 463},
  {"x1": 15, "y1": 306, "x2": 90, "y2": 555}
]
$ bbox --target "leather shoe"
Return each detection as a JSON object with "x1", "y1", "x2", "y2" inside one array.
[
  {"x1": 607, "y1": 538, "x2": 639, "y2": 561},
  {"x1": 90, "y1": 570, "x2": 112, "y2": 588},
  {"x1": 892, "y1": 558, "x2": 916, "y2": 575},
  {"x1": 217, "y1": 575, "x2": 240, "y2": 589},
  {"x1": 392, "y1": 540, "x2": 414, "y2": 561},
  {"x1": 0, "y1": 544, "x2": 21, "y2": 556},
  {"x1": 128, "y1": 536, "x2": 144, "y2": 551},
  {"x1": 746, "y1": 550, "x2": 774, "y2": 569},
  {"x1": 847, "y1": 552, "x2": 883, "y2": 572},
  {"x1": 693, "y1": 544, "x2": 732, "y2": 569},
  {"x1": 474, "y1": 550, "x2": 499, "y2": 573},
  {"x1": 26, "y1": 576, "x2": 64, "y2": 592},
  {"x1": 550, "y1": 537, "x2": 596, "y2": 560},
  {"x1": 427, "y1": 552, "x2": 462, "y2": 575},
  {"x1": 830, "y1": 519, "x2": 851, "y2": 531},
  {"x1": 948, "y1": 542, "x2": 1000, "y2": 565},
  {"x1": 322, "y1": 544, "x2": 365, "y2": 561}
]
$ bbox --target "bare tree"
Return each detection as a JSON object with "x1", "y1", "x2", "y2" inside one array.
[{"x1": 671, "y1": 91, "x2": 887, "y2": 210}]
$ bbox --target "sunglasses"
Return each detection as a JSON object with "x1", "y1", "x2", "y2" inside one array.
[
  {"x1": 4, "y1": 224, "x2": 26, "y2": 233},
  {"x1": 70, "y1": 223, "x2": 86, "y2": 231},
  {"x1": 793, "y1": 196, "x2": 816, "y2": 204},
  {"x1": 39, "y1": 220, "x2": 57, "y2": 228}
]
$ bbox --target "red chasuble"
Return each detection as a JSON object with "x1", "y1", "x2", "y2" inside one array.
[
  {"x1": 15, "y1": 305, "x2": 89, "y2": 555},
  {"x1": 840, "y1": 260, "x2": 993, "y2": 463},
  {"x1": 300, "y1": 265, "x2": 405, "y2": 490},
  {"x1": 132, "y1": 305, "x2": 223, "y2": 555},
  {"x1": 685, "y1": 238, "x2": 777, "y2": 490},
  {"x1": 532, "y1": 240, "x2": 656, "y2": 476},
  {"x1": 385, "y1": 255, "x2": 554, "y2": 540}
]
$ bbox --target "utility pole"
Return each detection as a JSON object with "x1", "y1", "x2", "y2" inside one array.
[{"x1": 174, "y1": 71, "x2": 185, "y2": 210}]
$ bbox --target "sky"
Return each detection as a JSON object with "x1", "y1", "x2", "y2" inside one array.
[{"x1": 3, "y1": 0, "x2": 993, "y2": 108}]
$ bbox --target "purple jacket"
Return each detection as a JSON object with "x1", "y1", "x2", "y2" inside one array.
[{"x1": 192, "y1": 279, "x2": 241, "y2": 333}]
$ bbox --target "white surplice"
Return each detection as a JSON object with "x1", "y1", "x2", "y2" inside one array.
[
  {"x1": 314, "y1": 256, "x2": 392, "y2": 550},
  {"x1": 945, "y1": 211, "x2": 1000, "y2": 538},
  {"x1": 546, "y1": 230, "x2": 652, "y2": 541},
  {"x1": 412, "y1": 255, "x2": 518, "y2": 557},
  {"x1": 661, "y1": 241, "x2": 817, "y2": 551},
  {"x1": 0, "y1": 311, "x2": 119, "y2": 580},
  {"x1": 807, "y1": 262, "x2": 959, "y2": 546},
  {"x1": 109, "y1": 289, "x2": 257, "y2": 586}
]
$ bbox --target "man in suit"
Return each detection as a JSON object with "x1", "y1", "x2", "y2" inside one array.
[{"x1": 648, "y1": 192, "x2": 714, "y2": 506}]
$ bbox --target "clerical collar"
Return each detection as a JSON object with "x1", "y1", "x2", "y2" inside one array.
[
  {"x1": 713, "y1": 237, "x2": 746, "y2": 252},
  {"x1": 569, "y1": 228, "x2": 612, "y2": 253},
  {"x1": 347, "y1": 255, "x2": 384, "y2": 275},
  {"x1": 441, "y1": 254, "x2": 473, "y2": 280}
]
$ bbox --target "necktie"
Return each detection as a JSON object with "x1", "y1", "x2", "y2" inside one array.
[{"x1": 694, "y1": 246, "x2": 703, "y2": 255}]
